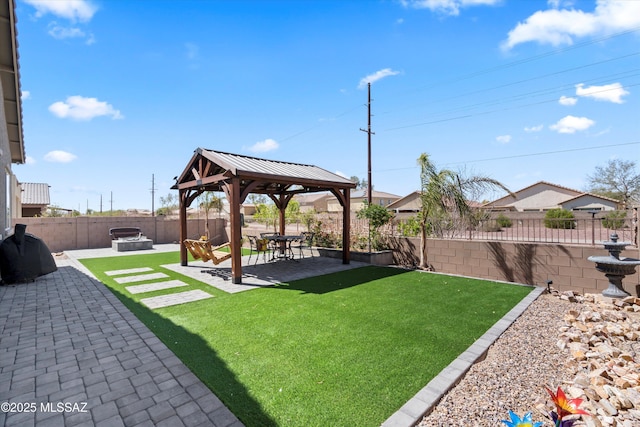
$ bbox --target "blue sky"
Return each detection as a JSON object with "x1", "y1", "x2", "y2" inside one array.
[{"x1": 14, "y1": 0, "x2": 640, "y2": 211}]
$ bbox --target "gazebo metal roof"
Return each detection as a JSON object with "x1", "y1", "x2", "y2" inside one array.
[
  {"x1": 175, "y1": 149, "x2": 355, "y2": 194},
  {"x1": 174, "y1": 148, "x2": 356, "y2": 283}
]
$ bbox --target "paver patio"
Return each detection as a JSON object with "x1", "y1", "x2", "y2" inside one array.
[{"x1": 0, "y1": 254, "x2": 243, "y2": 427}]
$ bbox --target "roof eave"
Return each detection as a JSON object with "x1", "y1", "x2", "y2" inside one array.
[{"x1": 1, "y1": 0, "x2": 24, "y2": 164}]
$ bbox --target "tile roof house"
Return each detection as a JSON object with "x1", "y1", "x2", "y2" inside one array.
[
  {"x1": 483, "y1": 181, "x2": 621, "y2": 212},
  {"x1": 20, "y1": 182, "x2": 51, "y2": 217},
  {"x1": 294, "y1": 192, "x2": 332, "y2": 212},
  {"x1": 326, "y1": 189, "x2": 401, "y2": 213}
]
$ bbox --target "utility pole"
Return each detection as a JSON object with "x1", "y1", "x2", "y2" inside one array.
[
  {"x1": 360, "y1": 82, "x2": 374, "y2": 205},
  {"x1": 151, "y1": 174, "x2": 157, "y2": 241},
  {"x1": 110, "y1": 191, "x2": 113, "y2": 214},
  {"x1": 150, "y1": 174, "x2": 156, "y2": 217},
  {"x1": 360, "y1": 82, "x2": 375, "y2": 253}
]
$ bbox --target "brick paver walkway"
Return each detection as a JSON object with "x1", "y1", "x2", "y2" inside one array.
[{"x1": 0, "y1": 262, "x2": 243, "y2": 427}]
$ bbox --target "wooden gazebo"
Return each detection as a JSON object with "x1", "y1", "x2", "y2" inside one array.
[{"x1": 172, "y1": 148, "x2": 357, "y2": 283}]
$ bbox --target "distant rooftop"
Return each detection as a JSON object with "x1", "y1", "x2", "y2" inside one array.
[{"x1": 21, "y1": 182, "x2": 50, "y2": 206}]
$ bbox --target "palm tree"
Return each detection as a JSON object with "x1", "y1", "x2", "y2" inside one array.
[{"x1": 417, "y1": 153, "x2": 512, "y2": 269}]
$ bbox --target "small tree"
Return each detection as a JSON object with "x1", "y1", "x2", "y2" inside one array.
[
  {"x1": 300, "y1": 209, "x2": 317, "y2": 232},
  {"x1": 198, "y1": 192, "x2": 223, "y2": 239},
  {"x1": 356, "y1": 202, "x2": 393, "y2": 251},
  {"x1": 587, "y1": 159, "x2": 640, "y2": 208},
  {"x1": 253, "y1": 203, "x2": 278, "y2": 231}
]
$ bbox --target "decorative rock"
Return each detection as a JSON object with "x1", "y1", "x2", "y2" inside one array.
[{"x1": 419, "y1": 291, "x2": 640, "y2": 427}]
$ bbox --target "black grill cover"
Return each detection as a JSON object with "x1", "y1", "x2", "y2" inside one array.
[{"x1": 0, "y1": 224, "x2": 57, "y2": 284}]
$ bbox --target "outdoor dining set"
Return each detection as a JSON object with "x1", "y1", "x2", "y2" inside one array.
[{"x1": 246, "y1": 232, "x2": 314, "y2": 264}]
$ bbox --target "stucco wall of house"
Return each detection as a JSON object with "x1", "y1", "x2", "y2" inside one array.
[
  {"x1": 561, "y1": 195, "x2": 617, "y2": 211},
  {"x1": 386, "y1": 236, "x2": 640, "y2": 296},
  {"x1": 10, "y1": 216, "x2": 228, "y2": 253},
  {"x1": 0, "y1": 81, "x2": 10, "y2": 238}
]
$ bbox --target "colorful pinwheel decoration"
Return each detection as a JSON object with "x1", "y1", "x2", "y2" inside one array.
[
  {"x1": 503, "y1": 386, "x2": 592, "y2": 427},
  {"x1": 545, "y1": 386, "x2": 590, "y2": 427},
  {"x1": 501, "y1": 410, "x2": 543, "y2": 427}
]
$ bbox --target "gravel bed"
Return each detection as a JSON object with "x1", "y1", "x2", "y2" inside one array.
[{"x1": 418, "y1": 293, "x2": 576, "y2": 426}]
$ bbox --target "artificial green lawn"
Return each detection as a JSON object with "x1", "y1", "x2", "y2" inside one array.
[{"x1": 81, "y1": 252, "x2": 533, "y2": 427}]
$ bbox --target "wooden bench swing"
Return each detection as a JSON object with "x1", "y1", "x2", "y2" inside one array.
[{"x1": 183, "y1": 239, "x2": 232, "y2": 265}]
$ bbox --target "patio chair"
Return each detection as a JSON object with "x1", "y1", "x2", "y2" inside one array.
[
  {"x1": 291, "y1": 232, "x2": 315, "y2": 259},
  {"x1": 183, "y1": 239, "x2": 232, "y2": 265},
  {"x1": 247, "y1": 235, "x2": 271, "y2": 265}
]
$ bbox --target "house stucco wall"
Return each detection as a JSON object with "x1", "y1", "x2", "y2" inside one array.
[{"x1": 0, "y1": 80, "x2": 11, "y2": 238}]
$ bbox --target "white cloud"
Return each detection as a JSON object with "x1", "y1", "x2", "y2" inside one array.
[
  {"x1": 248, "y1": 138, "x2": 279, "y2": 153},
  {"x1": 496, "y1": 134, "x2": 511, "y2": 144},
  {"x1": 185, "y1": 42, "x2": 199, "y2": 60},
  {"x1": 558, "y1": 95, "x2": 577, "y2": 106},
  {"x1": 21, "y1": 91, "x2": 31, "y2": 100},
  {"x1": 48, "y1": 22, "x2": 85, "y2": 39},
  {"x1": 335, "y1": 171, "x2": 348, "y2": 179},
  {"x1": 48, "y1": 96, "x2": 123, "y2": 121},
  {"x1": 502, "y1": 0, "x2": 640, "y2": 50},
  {"x1": 44, "y1": 150, "x2": 77, "y2": 163},
  {"x1": 25, "y1": 155, "x2": 36, "y2": 165},
  {"x1": 24, "y1": 0, "x2": 98, "y2": 22},
  {"x1": 575, "y1": 82, "x2": 629, "y2": 104},
  {"x1": 358, "y1": 68, "x2": 401, "y2": 89},
  {"x1": 549, "y1": 115, "x2": 595, "y2": 134},
  {"x1": 524, "y1": 124, "x2": 543, "y2": 132},
  {"x1": 401, "y1": 0, "x2": 501, "y2": 16},
  {"x1": 47, "y1": 23, "x2": 95, "y2": 44}
]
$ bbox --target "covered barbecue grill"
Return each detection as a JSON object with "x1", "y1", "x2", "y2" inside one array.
[{"x1": 0, "y1": 224, "x2": 57, "y2": 284}]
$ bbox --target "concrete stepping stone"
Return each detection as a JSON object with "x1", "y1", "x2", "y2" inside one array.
[
  {"x1": 105, "y1": 267, "x2": 153, "y2": 276},
  {"x1": 114, "y1": 272, "x2": 169, "y2": 284},
  {"x1": 125, "y1": 280, "x2": 189, "y2": 295},
  {"x1": 140, "y1": 290, "x2": 213, "y2": 309}
]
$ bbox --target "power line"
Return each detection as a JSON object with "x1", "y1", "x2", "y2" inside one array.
[
  {"x1": 381, "y1": 81, "x2": 640, "y2": 132},
  {"x1": 275, "y1": 27, "x2": 640, "y2": 144},
  {"x1": 377, "y1": 53, "x2": 640, "y2": 117},
  {"x1": 367, "y1": 142, "x2": 640, "y2": 175}
]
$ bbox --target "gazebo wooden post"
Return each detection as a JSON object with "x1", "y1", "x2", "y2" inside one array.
[
  {"x1": 342, "y1": 189, "x2": 351, "y2": 264},
  {"x1": 179, "y1": 189, "x2": 188, "y2": 266},
  {"x1": 278, "y1": 207, "x2": 286, "y2": 236},
  {"x1": 229, "y1": 176, "x2": 243, "y2": 284}
]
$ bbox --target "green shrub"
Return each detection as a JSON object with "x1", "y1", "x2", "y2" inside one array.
[
  {"x1": 495, "y1": 214, "x2": 512, "y2": 228},
  {"x1": 601, "y1": 210, "x2": 627, "y2": 229},
  {"x1": 544, "y1": 208, "x2": 575, "y2": 229},
  {"x1": 398, "y1": 216, "x2": 421, "y2": 237}
]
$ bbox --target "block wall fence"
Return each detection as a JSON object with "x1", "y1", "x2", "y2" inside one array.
[
  {"x1": 11, "y1": 217, "x2": 228, "y2": 253},
  {"x1": 9, "y1": 217, "x2": 640, "y2": 296},
  {"x1": 387, "y1": 237, "x2": 640, "y2": 296}
]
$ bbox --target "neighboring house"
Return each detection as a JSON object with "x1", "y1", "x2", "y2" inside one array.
[
  {"x1": 326, "y1": 189, "x2": 401, "y2": 213},
  {"x1": 387, "y1": 191, "x2": 421, "y2": 220},
  {"x1": 0, "y1": 0, "x2": 25, "y2": 237},
  {"x1": 387, "y1": 191, "x2": 421, "y2": 213},
  {"x1": 19, "y1": 183, "x2": 50, "y2": 217},
  {"x1": 294, "y1": 192, "x2": 331, "y2": 212},
  {"x1": 484, "y1": 181, "x2": 620, "y2": 212}
]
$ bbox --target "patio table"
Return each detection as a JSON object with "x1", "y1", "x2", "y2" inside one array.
[{"x1": 267, "y1": 235, "x2": 302, "y2": 261}]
